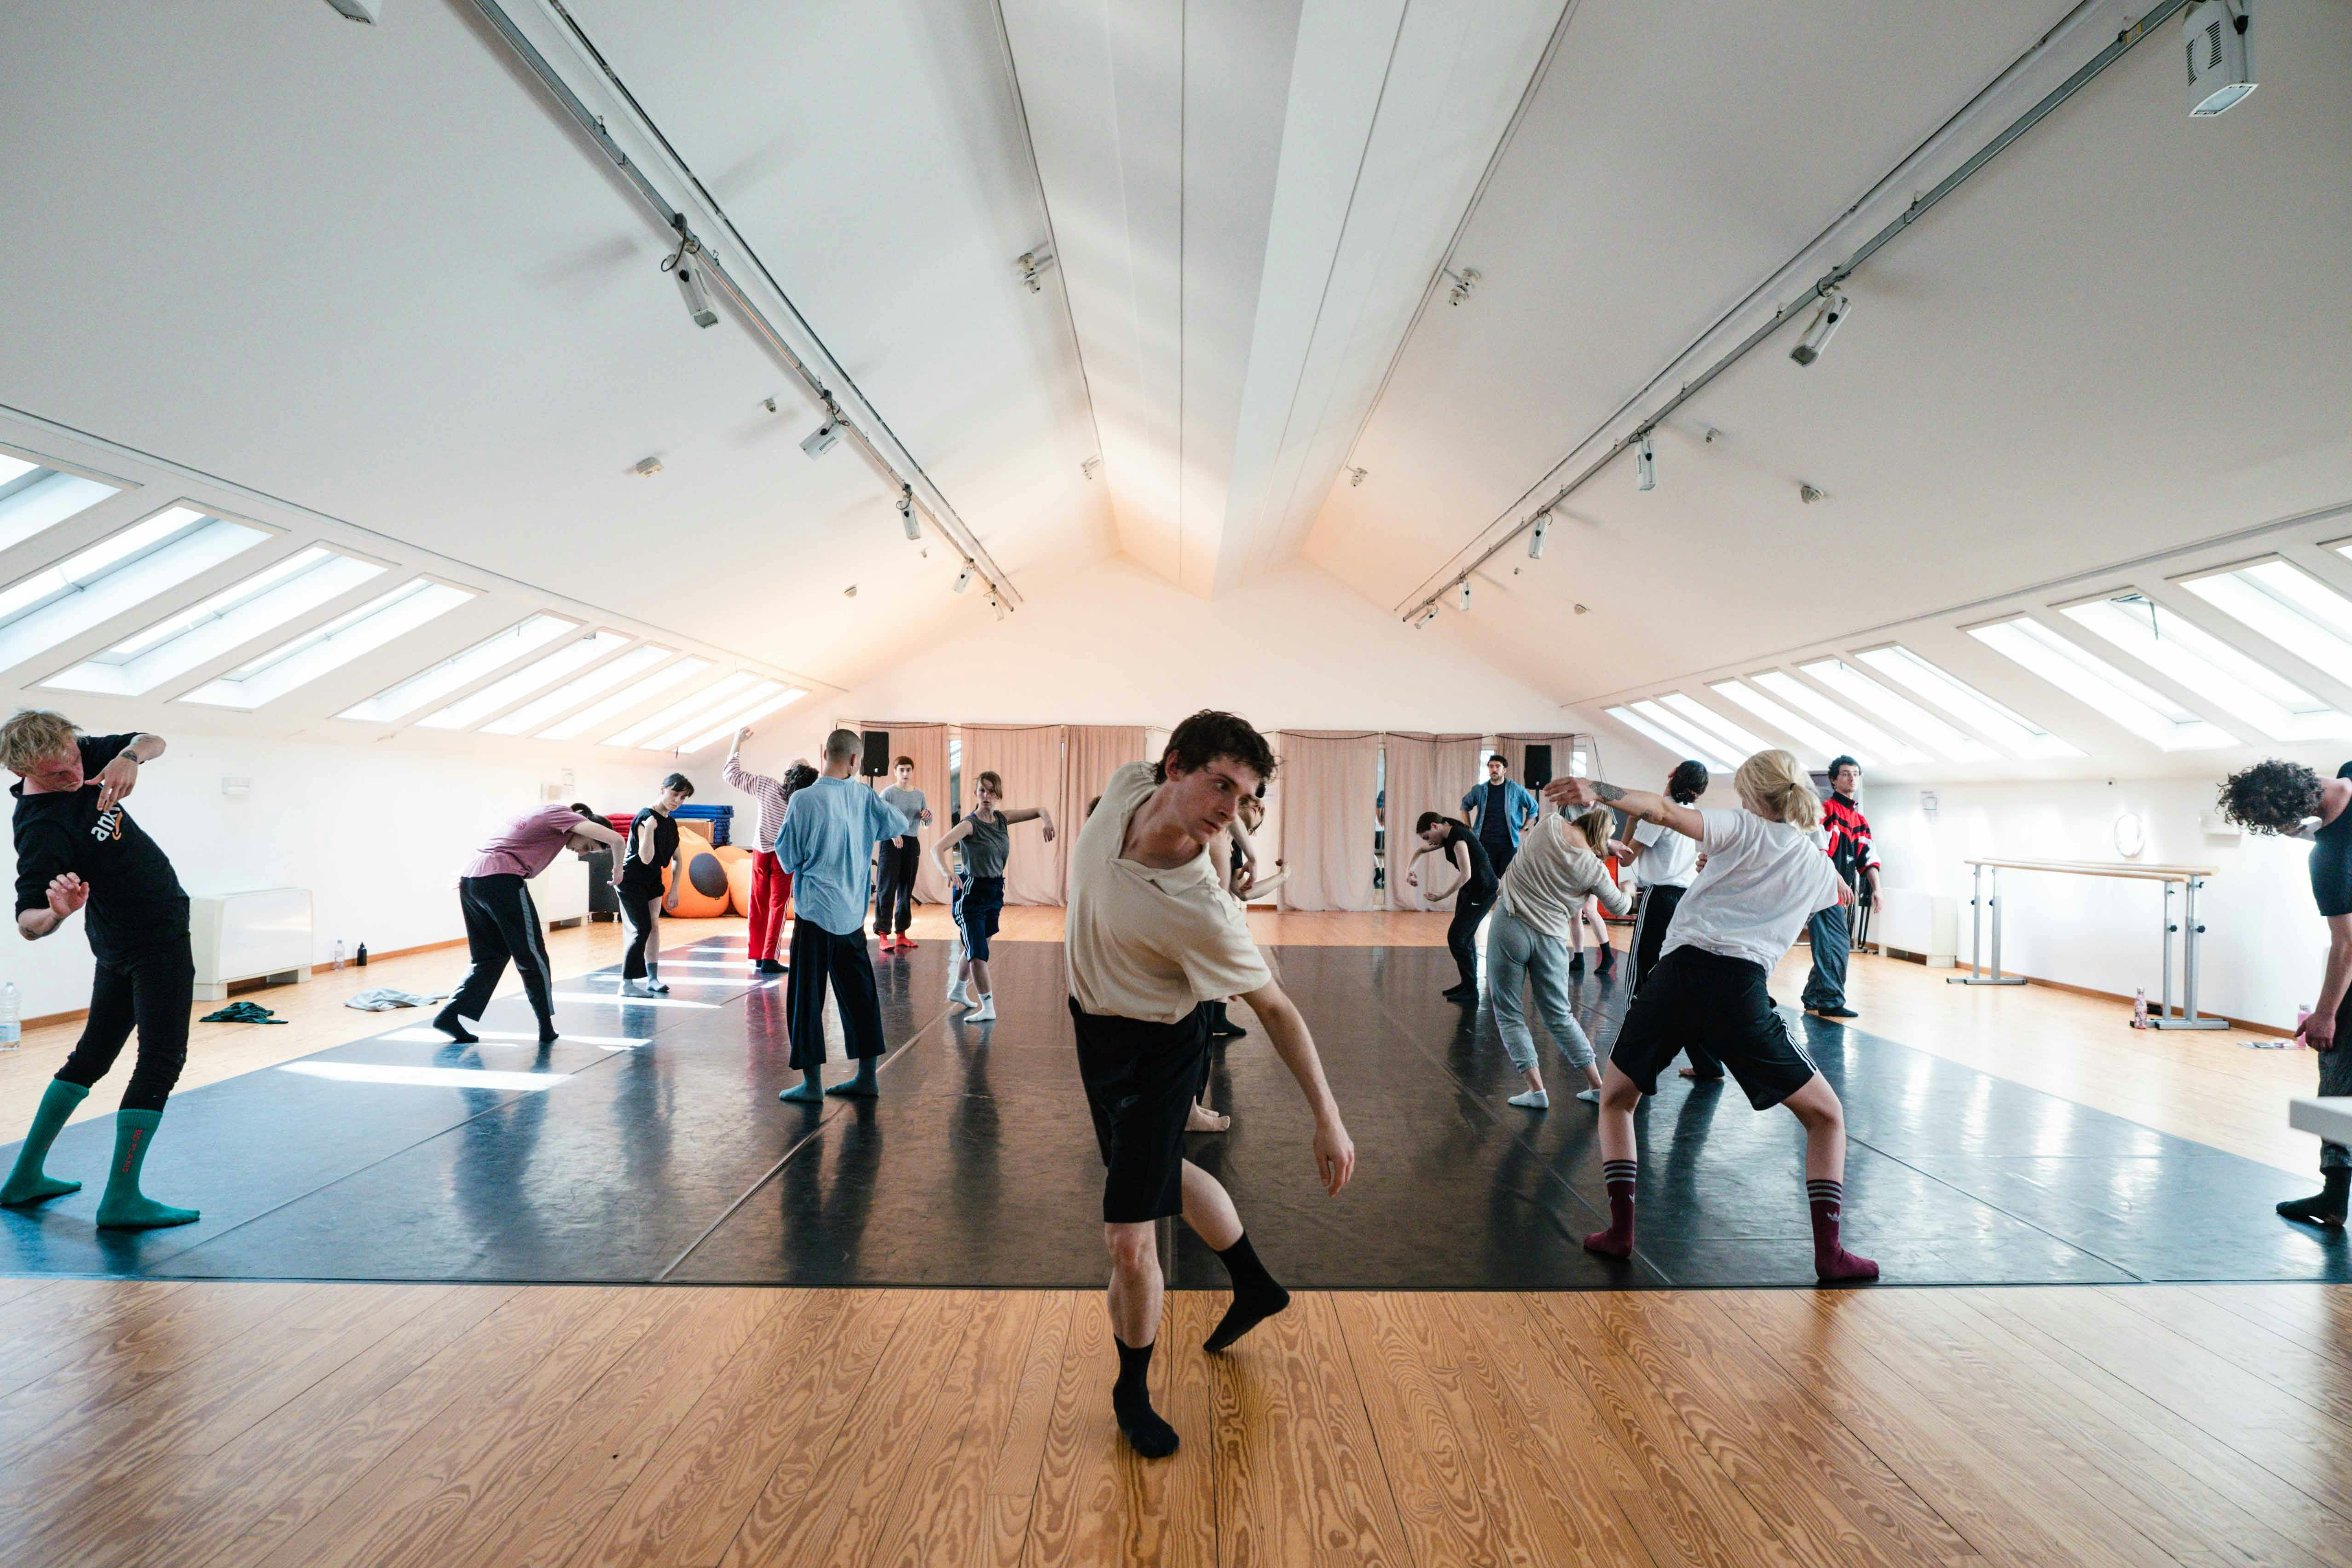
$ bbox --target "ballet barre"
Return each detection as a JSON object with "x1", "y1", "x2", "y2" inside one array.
[{"x1": 1947, "y1": 857, "x2": 2227, "y2": 1030}]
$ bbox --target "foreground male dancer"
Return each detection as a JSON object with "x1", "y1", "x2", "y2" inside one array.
[
  {"x1": 0, "y1": 712, "x2": 201, "y2": 1227},
  {"x1": 1551, "y1": 751, "x2": 1876, "y2": 1283},
  {"x1": 1066, "y1": 710, "x2": 1354, "y2": 1458},
  {"x1": 2217, "y1": 758, "x2": 2352, "y2": 1224},
  {"x1": 775, "y1": 729, "x2": 909, "y2": 1101},
  {"x1": 435, "y1": 802, "x2": 623, "y2": 1045}
]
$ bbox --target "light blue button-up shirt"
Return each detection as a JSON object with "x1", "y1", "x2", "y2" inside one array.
[{"x1": 773, "y1": 775, "x2": 910, "y2": 936}]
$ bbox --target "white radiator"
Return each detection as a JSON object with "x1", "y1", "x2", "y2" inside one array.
[
  {"x1": 1872, "y1": 886, "x2": 1958, "y2": 967},
  {"x1": 527, "y1": 856, "x2": 590, "y2": 927},
  {"x1": 189, "y1": 887, "x2": 314, "y2": 1001}
]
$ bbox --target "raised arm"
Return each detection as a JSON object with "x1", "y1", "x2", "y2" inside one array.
[
  {"x1": 1546, "y1": 777, "x2": 1704, "y2": 842},
  {"x1": 1002, "y1": 804, "x2": 1058, "y2": 842},
  {"x1": 722, "y1": 728, "x2": 775, "y2": 795},
  {"x1": 1236, "y1": 979, "x2": 1354, "y2": 1195}
]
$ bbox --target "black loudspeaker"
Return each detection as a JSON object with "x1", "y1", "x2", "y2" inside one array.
[
  {"x1": 860, "y1": 729, "x2": 890, "y2": 778},
  {"x1": 1522, "y1": 744, "x2": 1553, "y2": 791}
]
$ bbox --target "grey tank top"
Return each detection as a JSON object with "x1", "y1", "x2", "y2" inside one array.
[{"x1": 959, "y1": 811, "x2": 1011, "y2": 878}]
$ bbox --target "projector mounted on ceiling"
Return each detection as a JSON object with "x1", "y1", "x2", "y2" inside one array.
[{"x1": 2183, "y1": 0, "x2": 2256, "y2": 116}]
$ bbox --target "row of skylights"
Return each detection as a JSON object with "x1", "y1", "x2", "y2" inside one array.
[
  {"x1": 542, "y1": 656, "x2": 710, "y2": 741},
  {"x1": 485, "y1": 644, "x2": 675, "y2": 735},
  {"x1": 0, "y1": 457, "x2": 119, "y2": 554},
  {"x1": 0, "y1": 507, "x2": 274, "y2": 676},
  {"x1": 2065, "y1": 594, "x2": 2352, "y2": 741},
  {"x1": 420, "y1": 629, "x2": 632, "y2": 730},
  {"x1": 183, "y1": 580, "x2": 474, "y2": 710},
  {"x1": 1968, "y1": 617, "x2": 2237, "y2": 751},
  {"x1": 337, "y1": 613, "x2": 581, "y2": 724}
]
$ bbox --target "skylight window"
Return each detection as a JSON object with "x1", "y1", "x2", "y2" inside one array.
[
  {"x1": 537, "y1": 657, "x2": 709, "y2": 741},
  {"x1": 1751, "y1": 671, "x2": 1929, "y2": 765},
  {"x1": 1798, "y1": 658, "x2": 1998, "y2": 763},
  {"x1": 1628, "y1": 700, "x2": 1739, "y2": 773},
  {"x1": 0, "y1": 459, "x2": 120, "y2": 554},
  {"x1": 417, "y1": 630, "x2": 632, "y2": 730},
  {"x1": 2180, "y1": 561, "x2": 2352, "y2": 683},
  {"x1": 1854, "y1": 645, "x2": 2081, "y2": 759},
  {"x1": 678, "y1": 685, "x2": 809, "y2": 754},
  {"x1": 643, "y1": 680, "x2": 793, "y2": 752},
  {"x1": 606, "y1": 672, "x2": 761, "y2": 749},
  {"x1": 1707, "y1": 679, "x2": 1849, "y2": 763},
  {"x1": 484, "y1": 643, "x2": 675, "y2": 736},
  {"x1": 1607, "y1": 705, "x2": 1732, "y2": 774},
  {"x1": 179, "y1": 579, "x2": 472, "y2": 710},
  {"x1": 0, "y1": 507, "x2": 272, "y2": 676},
  {"x1": 336, "y1": 614, "x2": 579, "y2": 724},
  {"x1": 44, "y1": 546, "x2": 382, "y2": 697},
  {"x1": 2063, "y1": 595, "x2": 2351, "y2": 742},
  {"x1": 1657, "y1": 692, "x2": 1771, "y2": 761},
  {"x1": 1968, "y1": 617, "x2": 2236, "y2": 751}
]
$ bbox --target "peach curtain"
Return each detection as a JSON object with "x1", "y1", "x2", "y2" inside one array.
[
  {"x1": 1272, "y1": 732, "x2": 1382, "y2": 912},
  {"x1": 862, "y1": 720, "x2": 951, "y2": 905},
  {"x1": 1497, "y1": 732, "x2": 1583, "y2": 792},
  {"x1": 1060, "y1": 725, "x2": 1149, "y2": 897},
  {"x1": 959, "y1": 724, "x2": 1068, "y2": 906},
  {"x1": 1382, "y1": 733, "x2": 1483, "y2": 911}
]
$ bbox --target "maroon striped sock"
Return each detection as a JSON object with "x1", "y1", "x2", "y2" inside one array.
[
  {"x1": 1808, "y1": 1178, "x2": 1879, "y2": 1282},
  {"x1": 1584, "y1": 1159, "x2": 1638, "y2": 1258}
]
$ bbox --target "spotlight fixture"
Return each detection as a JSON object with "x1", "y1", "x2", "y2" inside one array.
[
  {"x1": 1081, "y1": 457, "x2": 1101, "y2": 480},
  {"x1": 323, "y1": 0, "x2": 383, "y2": 20},
  {"x1": 953, "y1": 566, "x2": 974, "y2": 595},
  {"x1": 632, "y1": 455, "x2": 663, "y2": 478},
  {"x1": 662, "y1": 223, "x2": 718, "y2": 330},
  {"x1": 1451, "y1": 581, "x2": 1472, "y2": 613},
  {"x1": 1347, "y1": 467, "x2": 1368, "y2": 487},
  {"x1": 1527, "y1": 515, "x2": 1550, "y2": 560},
  {"x1": 1789, "y1": 292, "x2": 1849, "y2": 366},
  {"x1": 1799, "y1": 482, "x2": 1825, "y2": 504},
  {"x1": 988, "y1": 594, "x2": 1007, "y2": 622},
  {"x1": 2184, "y1": 0, "x2": 2255, "y2": 116},
  {"x1": 800, "y1": 422, "x2": 840, "y2": 460},
  {"x1": 1635, "y1": 434, "x2": 1656, "y2": 492},
  {"x1": 898, "y1": 486, "x2": 920, "y2": 541},
  {"x1": 1445, "y1": 267, "x2": 1481, "y2": 307},
  {"x1": 1016, "y1": 248, "x2": 1057, "y2": 294},
  {"x1": 1413, "y1": 606, "x2": 1440, "y2": 629}
]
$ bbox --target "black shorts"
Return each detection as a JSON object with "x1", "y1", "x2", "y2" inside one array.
[
  {"x1": 1070, "y1": 997, "x2": 1211, "y2": 1223},
  {"x1": 961, "y1": 876, "x2": 1005, "y2": 962},
  {"x1": 1608, "y1": 945, "x2": 1821, "y2": 1110}
]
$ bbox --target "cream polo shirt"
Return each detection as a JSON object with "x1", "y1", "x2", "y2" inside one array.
[{"x1": 1065, "y1": 763, "x2": 1272, "y2": 1023}]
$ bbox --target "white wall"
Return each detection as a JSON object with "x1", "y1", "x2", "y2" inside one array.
[
  {"x1": 1871, "y1": 770, "x2": 2329, "y2": 1031},
  {"x1": 0, "y1": 731, "x2": 657, "y2": 1020}
]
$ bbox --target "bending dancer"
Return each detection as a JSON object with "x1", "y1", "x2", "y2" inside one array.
[
  {"x1": 1488, "y1": 803, "x2": 1630, "y2": 1110},
  {"x1": 931, "y1": 770, "x2": 1053, "y2": 1024},
  {"x1": 1551, "y1": 751, "x2": 1876, "y2": 1283},
  {"x1": 1612, "y1": 760, "x2": 1716, "y2": 1079},
  {"x1": 2217, "y1": 759, "x2": 2352, "y2": 1224},
  {"x1": 434, "y1": 801, "x2": 622, "y2": 1046},
  {"x1": 1066, "y1": 710, "x2": 1353, "y2": 1458},
  {"x1": 1462, "y1": 753, "x2": 1538, "y2": 879},
  {"x1": 0, "y1": 715, "x2": 202, "y2": 1227},
  {"x1": 1801, "y1": 755, "x2": 1878, "y2": 1020},
  {"x1": 775, "y1": 729, "x2": 910, "y2": 1101},
  {"x1": 723, "y1": 728, "x2": 804, "y2": 976},
  {"x1": 1406, "y1": 810, "x2": 1498, "y2": 1001},
  {"x1": 617, "y1": 773, "x2": 692, "y2": 996},
  {"x1": 875, "y1": 755, "x2": 933, "y2": 951}
]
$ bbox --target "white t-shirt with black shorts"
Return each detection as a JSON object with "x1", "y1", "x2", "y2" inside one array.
[
  {"x1": 1065, "y1": 763, "x2": 1272, "y2": 1222},
  {"x1": 1608, "y1": 808, "x2": 1843, "y2": 1109}
]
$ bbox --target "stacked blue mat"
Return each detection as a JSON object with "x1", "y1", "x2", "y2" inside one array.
[{"x1": 675, "y1": 802, "x2": 734, "y2": 846}]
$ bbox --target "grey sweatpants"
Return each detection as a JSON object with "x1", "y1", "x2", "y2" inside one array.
[{"x1": 1486, "y1": 908, "x2": 1595, "y2": 1075}]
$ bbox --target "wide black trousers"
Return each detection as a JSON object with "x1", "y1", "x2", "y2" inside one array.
[
  {"x1": 872, "y1": 837, "x2": 919, "y2": 936},
  {"x1": 56, "y1": 929, "x2": 194, "y2": 1114},
  {"x1": 445, "y1": 874, "x2": 555, "y2": 1025},
  {"x1": 786, "y1": 918, "x2": 886, "y2": 1070},
  {"x1": 1446, "y1": 884, "x2": 1497, "y2": 990}
]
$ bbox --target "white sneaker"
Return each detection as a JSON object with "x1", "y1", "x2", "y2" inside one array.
[
  {"x1": 948, "y1": 983, "x2": 973, "y2": 1008},
  {"x1": 644, "y1": 978, "x2": 670, "y2": 994},
  {"x1": 1575, "y1": 1088, "x2": 1600, "y2": 1105},
  {"x1": 967, "y1": 995, "x2": 997, "y2": 1022}
]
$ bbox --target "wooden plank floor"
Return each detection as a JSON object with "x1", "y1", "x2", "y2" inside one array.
[{"x1": 1, "y1": 1277, "x2": 2347, "y2": 1566}]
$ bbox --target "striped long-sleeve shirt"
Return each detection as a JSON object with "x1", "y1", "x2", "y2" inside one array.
[{"x1": 722, "y1": 753, "x2": 791, "y2": 851}]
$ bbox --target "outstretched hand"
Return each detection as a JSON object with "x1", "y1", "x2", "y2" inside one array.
[
  {"x1": 46, "y1": 874, "x2": 89, "y2": 919},
  {"x1": 1543, "y1": 776, "x2": 1600, "y2": 810},
  {"x1": 93, "y1": 753, "x2": 139, "y2": 812}
]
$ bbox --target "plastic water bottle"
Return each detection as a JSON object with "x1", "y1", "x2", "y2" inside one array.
[
  {"x1": 333, "y1": 938, "x2": 347, "y2": 972},
  {"x1": 2132, "y1": 988, "x2": 2149, "y2": 1029},
  {"x1": 0, "y1": 981, "x2": 17, "y2": 1051}
]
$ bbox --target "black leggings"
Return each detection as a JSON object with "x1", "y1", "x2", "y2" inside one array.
[
  {"x1": 873, "y1": 837, "x2": 919, "y2": 935},
  {"x1": 56, "y1": 931, "x2": 194, "y2": 1114},
  {"x1": 618, "y1": 886, "x2": 659, "y2": 980},
  {"x1": 445, "y1": 874, "x2": 555, "y2": 1025},
  {"x1": 1446, "y1": 884, "x2": 1497, "y2": 989}
]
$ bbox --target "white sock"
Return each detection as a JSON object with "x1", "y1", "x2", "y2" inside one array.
[{"x1": 1508, "y1": 1089, "x2": 1549, "y2": 1109}]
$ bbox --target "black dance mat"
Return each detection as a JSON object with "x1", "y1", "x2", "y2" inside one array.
[{"x1": 0, "y1": 935, "x2": 2341, "y2": 1289}]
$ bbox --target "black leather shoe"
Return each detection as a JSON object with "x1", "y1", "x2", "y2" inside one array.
[{"x1": 1810, "y1": 1005, "x2": 1859, "y2": 1019}]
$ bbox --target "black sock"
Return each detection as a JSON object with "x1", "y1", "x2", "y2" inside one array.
[
  {"x1": 1112, "y1": 1337, "x2": 1178, "y2": 1458},
  {"x1": 432, "y1": 1006, "x2": 477, "y2": 1044},
  {"x1": 2279, "y1": 1167, "x2": 2352, "y2": 1225},
  {"x1": 1204, "y1": 1232, "x2": 1290, "y2": 1352}
]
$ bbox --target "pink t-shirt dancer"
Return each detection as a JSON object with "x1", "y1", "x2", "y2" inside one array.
[{"x1": 462, "y1": 805, "x2": 589, "y2": 880}]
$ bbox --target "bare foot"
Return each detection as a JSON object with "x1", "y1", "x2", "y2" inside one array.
[
  {"x1": 1678, "y1": 1066, "x2": 1725, "y2": 1082},
  {"x1": 1187, "y1": 1100, "x2": 1231, "y2": 1134}
]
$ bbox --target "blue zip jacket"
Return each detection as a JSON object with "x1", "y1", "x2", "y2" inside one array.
[{"x1": 1461, "y1": 778, "x2": 1539, "y2": 850}]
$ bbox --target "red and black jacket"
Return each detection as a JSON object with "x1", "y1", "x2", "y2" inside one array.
[{"x1": 1820, "y1": 793, "x2": 1877, "y2": 886}]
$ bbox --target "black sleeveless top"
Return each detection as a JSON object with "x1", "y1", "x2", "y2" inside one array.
[
  {"x1": 620, "y1": 807, "x2": 679, "y2": 897},
  {"x1": 2313, "y1": 764, "x2": 2352, "y2": 917}
]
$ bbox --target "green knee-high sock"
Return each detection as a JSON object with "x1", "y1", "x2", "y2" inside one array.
[
  {"x1": 0, "y1": 1079, "x2": 90, "y2": 1206},
  {"x1": 94, "y1": 1109, "x2": 198, "y2": 1231}
]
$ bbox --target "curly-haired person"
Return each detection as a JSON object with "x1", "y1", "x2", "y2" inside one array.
[{"x1": 2218, "y1": 758, "x2": 2352, "y2": 1225}]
